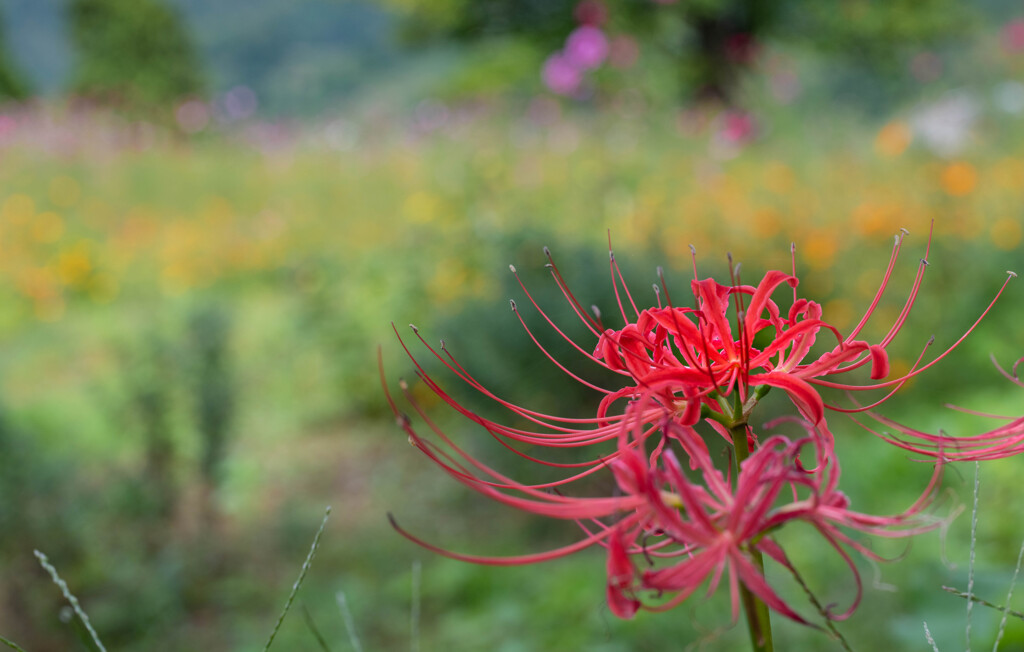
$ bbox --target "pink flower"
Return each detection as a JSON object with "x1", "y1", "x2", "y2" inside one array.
[
  {"x1": 1003, "y1": 20, "x2": 1024, "y2": 54},
  {"x1": 542, "y1": 53, "x2": 583, "y2": 96},
  {"x1": 565, "y1": 26, "x2": 609, "y2": 70}
]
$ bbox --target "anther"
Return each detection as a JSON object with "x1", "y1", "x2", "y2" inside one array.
[
  {"x1": 409, "y1": 323, "x2": 419, "y2": 333},
  {"x1": 1009, "y1": 270, "x2": 1018, "y2": 278},
  {"x1": 790, "y1": 242, "x2": 796, "y2": 253},
  {"x1": 689, "y1": 244, "x2": 696, "y2": 255},
  {"x1": 440, "y1": 339, "x2": 447, "y2": 350},
  {"x1": 591, "y1": 305, "x2": 601, "y2": 319},
  {"x1": 509, "y1": 299, "x2": 517, "y2": 310},
  {"x1": 398, "y1": 378, "x2": 408, "y2": 390},
  {"x1": 927, "y1": 335, "x2": 936, "y2": 346},
  {"x1": 900, "y1": 228, "x2": 909, "y2": 236},
  {"x1": 920, "y1": 258, "x2": 929, "y2": 266},
  {"x1": 509, "y1": 264, "x2": 517, "y2": 273},
  {"x1": 609, "y1": 251, "x2": 615, "y2": 261},
  {"x1": 543, "y1": 245, "x2": 551, "y2": 258}
]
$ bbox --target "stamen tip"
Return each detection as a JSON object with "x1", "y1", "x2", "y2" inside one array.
[
  {"x1": 509, "y1": 299, "x2": 517, "y2": 310},
  {"x1": 591, "y1": 304, "x2": 601, "y2": 319},
  {"x1": 920, "y1": 258, "x2": 929, "y2": 266},
  {"x1": 409, "y1": 323, "x2": 419, "y2": 333},
  {"x1": 543, "y1": 245, "x2": 551, "y2": 257},
  {"x1": 688, "y1": 244, "x2": 696, "y2": 255},
  {"x1": 1008, "y1": 270, "x2": 1017, "y2": 278},
  {"x1": 900, "y1": 227, "x2": 909, "y2": 236},
  {"x1": 398, "y1": 378, "x2": 409, "y2": 390},
  {"x1": 509, "y1": 264, "x2": 516, "y2": 273}
]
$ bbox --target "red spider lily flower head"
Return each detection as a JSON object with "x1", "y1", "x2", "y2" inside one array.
[
  {"x1": 591, "y1": 229, "x2": 1014, "y2": 441},
  {"x1": 603, "y1": 412, "x2": 948, "y2": 624}
]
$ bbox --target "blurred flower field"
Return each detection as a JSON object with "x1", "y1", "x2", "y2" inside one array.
[{"x1": 2, "y1": 101, "x2": 1024, "y2": 650}]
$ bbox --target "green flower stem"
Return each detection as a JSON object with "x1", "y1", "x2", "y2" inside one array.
[{"x1": 730, "y1": 420, "x2": 774, "y2": 652}]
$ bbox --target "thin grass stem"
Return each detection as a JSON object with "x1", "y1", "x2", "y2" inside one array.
[
  {"x1": 33, "y1": 550, "x2": 107, "y2": 652},
  {"x1": 943, "y1": 587, "x2": 1024, "y2": 623},
  {"x1": 993, "y1": 538, "x2": 1024, "y2": 651},
  {"x1": 967, "y1": 462, "x2": 980, "y2": 652},
  {"x1": 923, "y1": 621, "x2": 940, "y2": 652},
  {"x1": 263, "y1": 506, "x2": 331, "y2": 651}
]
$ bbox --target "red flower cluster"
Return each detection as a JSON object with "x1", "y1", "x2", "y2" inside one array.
[{"x1": 384, "y1": 230, "x2": 1014, "y2": 631}]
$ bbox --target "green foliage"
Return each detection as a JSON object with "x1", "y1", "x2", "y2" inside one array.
[
  {"x1": 67, "y1": 0, "x2": 204, "y2": 109},
  {"x1": 384, "y1": 0, "x2": 976, "y2": 105},
  {"x1": 0, "y1": 10, "x2": 28, "y2": 101}
]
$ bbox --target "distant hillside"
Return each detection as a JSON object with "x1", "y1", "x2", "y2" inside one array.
[{"x1": 2, "y1": 0, "x2": 406, "y2": 115}]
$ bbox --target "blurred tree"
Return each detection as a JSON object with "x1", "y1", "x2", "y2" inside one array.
[
  {"x1": 0, "y1": 9, "x2": 28, "y2": 101},
  {"x1": 383, "y1": 0, "x2": 974, "y2": 105},
  {"x1": 66, "y1": 0, "x2": 204, "y2": 110}
]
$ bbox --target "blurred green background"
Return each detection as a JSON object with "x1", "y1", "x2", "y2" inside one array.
[{"x1": 1, "y1": 1, "x2": 1024, "y2": 650}]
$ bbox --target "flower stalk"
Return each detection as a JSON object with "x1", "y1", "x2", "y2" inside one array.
[{"x1": 728, "y1": 411, "x2": 773, "y2": 652}]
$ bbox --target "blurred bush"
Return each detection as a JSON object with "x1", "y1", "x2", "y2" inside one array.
[{"x1": 67, "y1": 0, "x2": 205, "y2": 112}]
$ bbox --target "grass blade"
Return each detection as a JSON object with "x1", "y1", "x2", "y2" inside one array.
[
  {"x1": 410, "y1": 560, "x2": 421, "y2": 652},
  {"x1": 0, "y1": 634, "x2": 28, "y2": 652},
  {"x1": 33, "y1": 550, "x2": 107, "y2": 652},
  {"x1": 300, "y1": 603, "x2": 334, "y2": 652},
  {"x1": 263, "y1": 506, "x2": 331, "y2": 652},
  {"x1": 335, "y1": 590, "x2": 364, "y2": 652}
]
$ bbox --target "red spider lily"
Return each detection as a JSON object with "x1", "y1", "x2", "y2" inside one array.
[
  {"x1": 857, "y1": 353, "x2": 1024, "y2": 461},
  {"x1": 384, "y1": 366, "x2": 946, "y2": 624},
  {"x1": 591, "y1": 232, "x2": 1015, "y2": 439},
  {"x1": 389, "y1": 228, "x2": 1011, "y2": 486}
]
